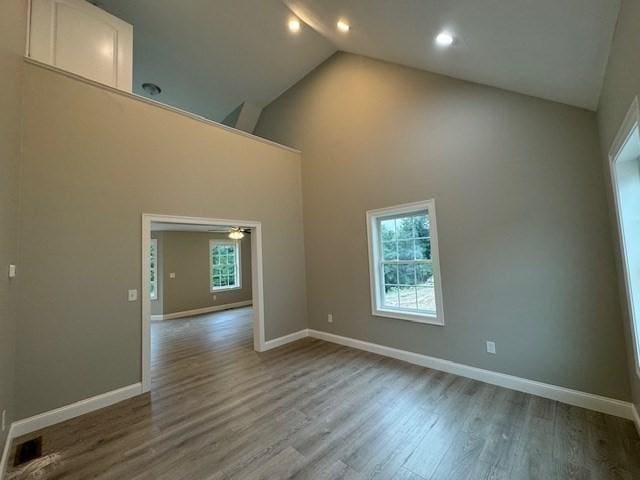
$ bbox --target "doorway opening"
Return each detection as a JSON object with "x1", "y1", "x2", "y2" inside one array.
[
  {"x1": 141, "y1": 214, "x2": 265, "y2": 393},
  {"x1": 609, "y1": 97, "x2": 640, "y2": 380}
]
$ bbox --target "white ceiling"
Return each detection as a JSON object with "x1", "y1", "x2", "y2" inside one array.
[
  {"x1": 284, "y1": 0, "x2": 621, "y2": 110},
  {"x1": 99, "y1": 0, "x2": 620, "y2": 118}
]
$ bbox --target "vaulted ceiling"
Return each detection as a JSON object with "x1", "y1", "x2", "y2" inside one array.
[
  {"x1": 98, "y1": 0, "x2": 335, "y2": 121},
  {"x1": 99, "y1": 0, "x2": 620, "y2": 123}
]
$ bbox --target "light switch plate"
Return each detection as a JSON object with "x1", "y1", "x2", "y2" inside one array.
[
  {"x1": 128, "y1": 289, "x2": 138, "y2": 301},
  {"x1": 170, "y1": 272, "x2": 176, "y2": 279},
  {"x1": 8, "y1": 264, "x2": 16, "y2": 278}
]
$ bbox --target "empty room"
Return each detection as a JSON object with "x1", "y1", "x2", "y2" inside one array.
[{"x1": 1, "y1": 0, "x2": 640, "y2": 479}]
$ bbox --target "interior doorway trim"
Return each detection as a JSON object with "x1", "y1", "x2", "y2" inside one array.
[{"x1": 141, "y1": 214, "x2": 265, "y2": 393}]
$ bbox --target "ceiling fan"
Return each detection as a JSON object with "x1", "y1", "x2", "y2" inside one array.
[
  {"x1": 228, "y1": 227, "x2": 249, "y2": 239},
  {"x1": 206, "y1": 226, "x2": 250, "y2": 239}
]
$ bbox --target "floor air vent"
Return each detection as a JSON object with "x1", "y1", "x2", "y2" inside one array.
[{"x1": 13, "y1": 436, "x2": 42, "y2": 466}]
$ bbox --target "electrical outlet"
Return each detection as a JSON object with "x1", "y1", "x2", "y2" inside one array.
[
  {"x1": 328, "y1": 314, "x2": 333, "y2": 323},
  {"x1": 170, "y1": 272, "x2": 176, "y2": 279},
  {"x1": 8, "y1": 264, "x2": 16, "y2": 278},
  {"x1": 213, "y1": 295, "x2": 217, "y2": 300},
  {"x1": 2, "y1": 409, "x2": 5, "y2": 432},
  {"x1": 486, "y1": 341, "x2": 496, "y2": 354},
  {"x1": 128, "y1": 289, "x2": 138, "y2": 301}
]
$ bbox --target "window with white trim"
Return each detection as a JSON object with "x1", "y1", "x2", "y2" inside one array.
[
  {"x1": 150, "y1": 238, "x2": 158, "y2": 300},
  {"x1": 210, "y1": 239, "x2": 241, "y2": 291},
  {"x1": 609, "y1": 97, "x2": 640, "y2": 378},
  {"x1": 367, "y1": 200, "x2": 444, "y2": 325}
]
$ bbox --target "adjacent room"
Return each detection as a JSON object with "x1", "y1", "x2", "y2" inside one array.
[{"x1": 1, "y1": 0, "x2": 640, "y2": 479}]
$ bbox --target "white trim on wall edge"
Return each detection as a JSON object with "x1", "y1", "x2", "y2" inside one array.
[
  {"x1": 304, "y1": 330, "x2": 634, "y2": 420},
  {"x1": 150, "y1": 301, "x2": 253, "y2": 321},
  {"x1": 263, "y1": 329, "x2": 309, "y2": 351},
  {"x1": 0, "y1": 423, "x2": 15, "y2": 480},
  {"x1": 23, "y1": 58, "x2": 301, "y2": 155}
]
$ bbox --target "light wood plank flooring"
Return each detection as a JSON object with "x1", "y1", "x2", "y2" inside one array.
[{"x1": 6, "y1": 307, "x2": 640, "y2": 479}]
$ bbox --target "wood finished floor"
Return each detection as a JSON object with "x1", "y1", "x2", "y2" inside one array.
[{"x1": 6, "y1": 307, "x2": 640, "y2": 479}]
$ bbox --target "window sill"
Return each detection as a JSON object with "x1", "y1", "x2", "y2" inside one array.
[
  {"x1": 211, "y1": 286, "x2": 242, "y2": 293},
  {"x1": 373, "y1": 308, "x2": 444, "y2": 326}
]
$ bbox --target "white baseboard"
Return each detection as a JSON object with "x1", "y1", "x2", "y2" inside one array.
[
  {"x1": 262, "y1": 329, "x2": 309, "y2": 351},
  {"x1": 10, "y1": 383, "x2": 143, "y2": 439},
  {"x1": 0, "y1": 330, "x2": 635, "y2": 480},
  {"x1": 151, "y1": 300, "x2": 252, "y2": 321},
  {"x1": 0, "y1": 423, "x2": 15, "y2": 480},
  {"x1": 0, "y1": 383, "x2": 142, "y2": 479},
  {"x1": 307, "y1": 329, "x2": 634, "y2": 420}
]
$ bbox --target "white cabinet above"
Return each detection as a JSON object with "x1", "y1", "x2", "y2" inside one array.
[{"x1": 29, "y1": 0, "x2": 133, "y2": 92}]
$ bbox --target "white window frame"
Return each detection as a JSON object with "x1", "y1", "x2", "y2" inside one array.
[
  {"x1": 150, "y1": 238, "x2": 158, "y2": 300},
  {"x1": 366, "y1": 199, "x2": 445, "y2": 326},
  {"x1": 608, "y1": 96, "x2": 640, "y2": 380},
  {"x1": 209, "y1": 239, "x2": 242, "y2": 292}
]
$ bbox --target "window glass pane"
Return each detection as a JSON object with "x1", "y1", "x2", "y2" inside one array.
[
  {"x1": 413, "y1": 214, "x2": 429, "y2": 237},
  {"x1": 396, "y1": 217, "x2": 414, "y2": 239},
  {"x1": 417, "y1": 286, "x2": 436, "y2": 312},
  {"x1": 416, "y1": 263, "x2": 434, "y2": 285},
  {"x1": 398, "y1": 264, "x2": 416, "y2": 285},
  {"x1": 150, "y1": 240, "x2": 157, "y2": 299},
  {"x1": 415, "y1": 238, "x2": 431, "y2": 260},
  {"x1": 381, "y1": 219, "x2": 396, "y2": 241},
  {"x1": 383, "y1": 264, "x2": 398, "y2": 284},
  {"x1": 370, "y1": 206, "x2": 439, "y2": 319},
  {"x1": 383, "y1": 241, "x2": 397, "y2": 261},
  {"x1": 399, "y1": 286, "x2": 418, "y2": 309},
  {"x1": 398, "y1": 240, "x2": 414, "y2": 260},
  {"x1": 211, "y1": 241, "x2": 240, "y2": 290},
  {"x1": 384, "y1": 285, "x2": 400, "y2": 307}
]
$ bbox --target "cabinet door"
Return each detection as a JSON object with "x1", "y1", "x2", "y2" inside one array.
[{"x1": 29, "y1": 0, "x2": 133, "y2": 92}]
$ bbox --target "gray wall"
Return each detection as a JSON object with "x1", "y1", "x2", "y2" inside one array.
[
  {"x1": 16, "y1": 62, "x2": 307, "y2": 419},
  {"x1": 157, "y1": 231, "x2": 252, "y2": 315},
  {"x1": 597, "y1": 0, "x2": 640, "y2": 414},
  {"x1": 0, "y1": 0, "x2": 27, "y2": 452},
  {"x1": 255, "y1": 52, "x2": 631, "y2": 400}
]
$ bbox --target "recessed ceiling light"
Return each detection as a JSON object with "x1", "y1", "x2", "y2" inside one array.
[
  {"x1": 142, "y1": 82, "x2": 162, "y2": 96},
  {"x1": 288, "y1": 18, "x2": 301, "y2": 33},
  {"x1": 435, "y1": 31, "x2": 454, "y2": 47},
  {"x1": 337, "y1": 20, "x2": 350, "y2": 33}
]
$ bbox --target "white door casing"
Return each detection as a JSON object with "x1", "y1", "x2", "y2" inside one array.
[{"x1": 29, "y1": 0, "x2": 133, "y2": 92}]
